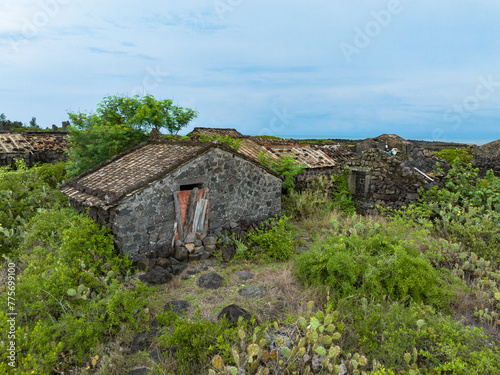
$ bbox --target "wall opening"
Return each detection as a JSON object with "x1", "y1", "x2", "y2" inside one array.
[{"x1": 179, "y1": 183, "x2": 203, "y2": 191}]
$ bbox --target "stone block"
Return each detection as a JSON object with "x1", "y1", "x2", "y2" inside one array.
[
  {"x1": 204, "y1": 244, "x2": 216, "y2": 253},
  {"x1": 175, "y1": 246, "x2": 188, "y2": 261},
  {"x1": 157, "y1": 258, "x2": 171, "y2": 269},
  {"x1": 185, "y1": 232, "x2": 196, "y2": 243},
  {"x1": 185, "y1": 243, "x2": 195, "y2": 253}
]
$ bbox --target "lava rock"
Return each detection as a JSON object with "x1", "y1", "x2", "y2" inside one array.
[
  {"x1": 238, "y1": 285, "x2": 267, "y2": 299},
  {"x1": 139, "y1": 269, "x2": 173, "y2": 284},
  {"x1": 197, "y1": 272, "x2": 224, "y2": 289},
  {"x1": 217, "y1": 304, "x2": 252, "y2": 326}
]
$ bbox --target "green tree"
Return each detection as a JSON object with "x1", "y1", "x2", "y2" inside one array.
[
  {"x1": 93, "y1": 95, "x2": 198, "y2": 135},
  {"x1": 66, "y1": 95, "x2": 198, "y2": 177},
  {"x1": 29, "y1": 116, "x2": 38, "y2": 128},
  {"x1": 0, "y1": 113, "x2": 6, "y2": 121}
]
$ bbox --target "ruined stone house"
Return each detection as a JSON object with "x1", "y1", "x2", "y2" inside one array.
[
  {"x1": 0, "y1": 131, "x2": 67, "y2": 168},
  {"x1": 59, "y1": 140, "x2": 282, "y2": 262},
  {"x1": 473, "y1": 139, "x2": 500, "y2": 177}
]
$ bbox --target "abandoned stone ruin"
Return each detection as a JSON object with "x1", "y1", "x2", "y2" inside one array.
[
  {"x1": 0, "y1": 121, "x2": 68, "y2": 167},
  {"x1": 59, "y1": 140, "x2": 282, "y2": 269},
  {"x1": 473, "y1": 139, "x2": 500, "y2": 177}
]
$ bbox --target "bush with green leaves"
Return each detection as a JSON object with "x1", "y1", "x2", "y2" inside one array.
[
  {"x1": 433, "y1": 147, "x2": 474, "y2": 164},
  {"x1": 258, "y1": 153, "x2": 306, "y2": 193},
  {"x1": 283, "y1": 169, "x2": 355, "y2": 219},
  {"x1": 335, "y1": 299, "x2": 500, "y2": 374},
  {"x1": 0, "y1": 160, "x2": 67, "y2": 255},
  {"x1": 417, "y1": 163, "x2": 500, "y2": 260},
  {"x1": 295, "y1": 219, "x2": 454, "y2": 309},
  {"x1": 0, "y1": 208, "x2": 150, "y2": 373},
  {"x1": 157, "y1": 310, "x2": 257, "y2": 373},
  {"x1": 242, "y1": 216, "x2": 295, "y2": 261},
  {"x1": 196, "y1": 134, "x2": 241, "y2": 150}
]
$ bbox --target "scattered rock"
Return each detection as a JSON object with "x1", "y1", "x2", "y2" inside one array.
[
  {"x1": 187, "y1": 268, "x2": 200, "y2": 275},
  {"x1": 164, "y1": 300, "x2": 191, "y2": 315},
  {"x1": 235, "y1": 271, "x2": 254, "y2": 281},
  {"x1": 125, "y1": 368, "x2": 150, "y2": 375},
  {"x1": 139, "y1": 269, "x2": 173, "y2": 284},
  {"x1": 221, "y1": 244, "x2": 236, "y2": 262},
  {"x1": 171, "y1": 263, "x2": 188, "y2": 276},
  {"x1": 197, "y1": 272, "x2": 225, "y2": 289},
  {"x1": 217, "y1": 304, "x2": 252, "y2": 326},
  {"x1": 130, "y1": 332, "x2": 155, "y2": 353},
  {"x1": 238, "y1": 285, "x2": 267, "y2": 299}
]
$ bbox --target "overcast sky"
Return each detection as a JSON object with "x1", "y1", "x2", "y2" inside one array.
[{"x1": 1, "y1": 0, "x2": 499, "y2": 143}]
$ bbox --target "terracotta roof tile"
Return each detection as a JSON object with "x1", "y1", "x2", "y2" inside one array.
[{"x1": 60, "y1": 140, "x2": 282, "y2": 207}]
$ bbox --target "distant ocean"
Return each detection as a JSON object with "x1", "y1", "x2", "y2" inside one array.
[{"x1": 280, "y1": 136, "x2": 497, "y2": 146}]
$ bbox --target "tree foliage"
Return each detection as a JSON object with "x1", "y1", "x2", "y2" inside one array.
[
  {"x1": 258, "y1": 152, "x2": 306, "y2": 193},
  {"x1": 66, "y1": 95, "x2": 198, "y2": 177}
]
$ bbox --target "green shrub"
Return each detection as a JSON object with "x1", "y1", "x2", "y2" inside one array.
[
  {"x1": 157, "y1": 311, "x2": 255, "y2": 372},
  {"x1": 418, "y1": 164, "x2": 500, "y2": 260},
  {"x1": 295, "y1": 221, "x2": 454, "y2": 308},
  {"x1": 244, "y1": 216, "x2": 295, "y2": 261},
  {"x1": 258, "y1": 153, "x2": 306, "y2": 193},
  {"x1": 434, "y1": 147, "x2": 474, "y2": 164},
  {"x1": 0, "y1": 160, "x2": 67, "y2": 255},
  {"x1": 337, "y1": 299, "x2": 500, "y2": 374},
  {"x1": 0, "y1": 208, "x2": 149, "y2": 372},
  {"x1": 197, "y1": 134, "x2": 241, "y2": 150}
]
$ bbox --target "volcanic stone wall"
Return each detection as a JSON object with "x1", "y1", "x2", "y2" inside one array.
[
  {"x1": 345, "y1": 148, "x2": 440, "y2": 213},
  {"x1": 106, "y1": 148, "x2": 282, "y2": 261}
]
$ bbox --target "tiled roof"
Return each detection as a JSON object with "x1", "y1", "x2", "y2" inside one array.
[
  {"x1": 0, "y1": 132, "x2": 67, "y2": 154},
  {"x1": 188, "y1": 127, "x2": 244, "y2": 138},
  {"x1": 264, "y1": 145, "x2": 336, "y2": 168},
  {"x1": 0, "y1": 133, "x2": 33, "y2": 153},
  {"x1": 60, "y1": 140, "x2": 281, "y2": 207},
  {"x1": 312, "y1": 144, "x2": 357, "y2": 164},
  {"x1": 237, "y1": 138, "x2": 278, "y2": 161}
]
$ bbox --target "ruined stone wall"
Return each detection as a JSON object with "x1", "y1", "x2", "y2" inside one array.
[
  {"x1": 294, "y1": 166, "x2": 340, "y2": 191},
  {"x1": 110, "y1": 148, "x2": 282, "y2": 261},
  {"x1": 345, "y1": 149, "x2": 439, "y2": 213},
  {"x1": 473, "y1": 141, "x2": 500, "y2": 177}
]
